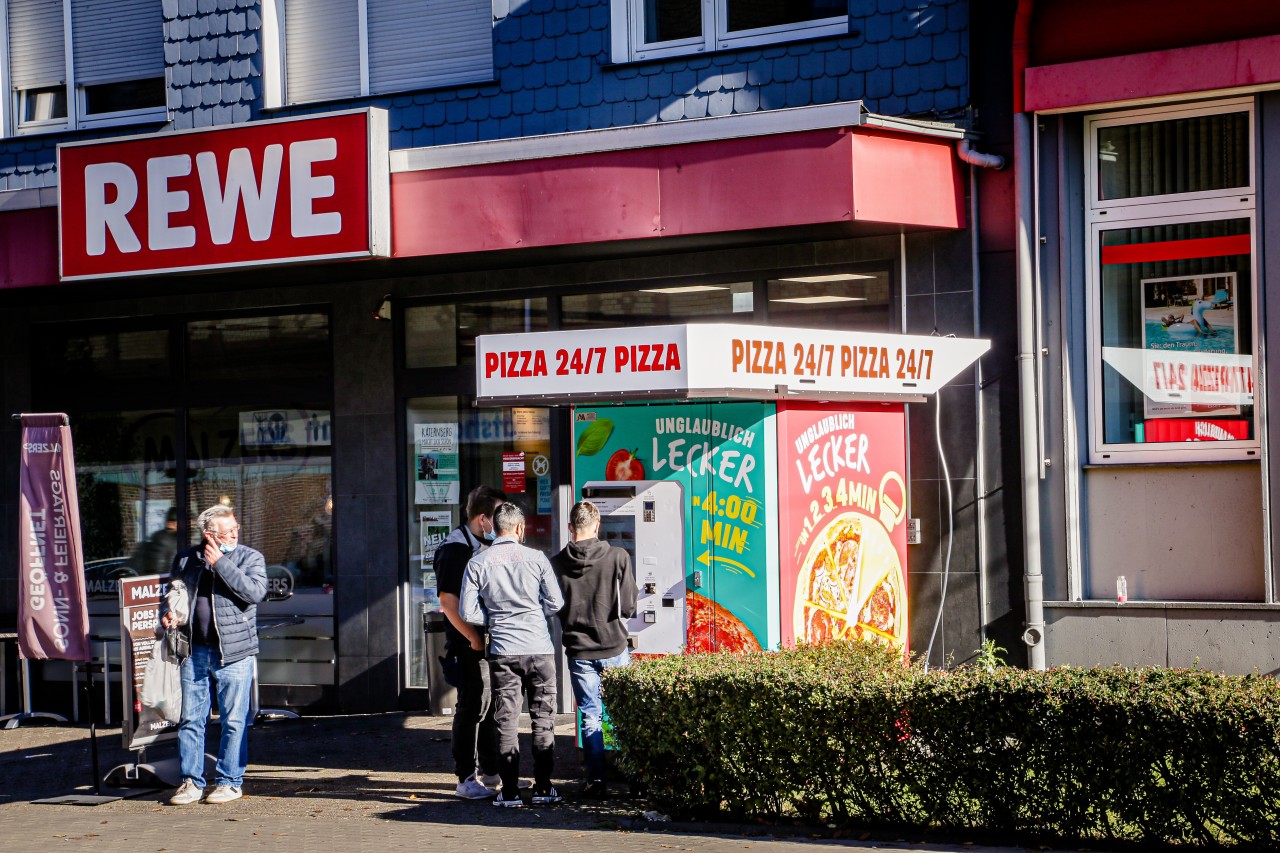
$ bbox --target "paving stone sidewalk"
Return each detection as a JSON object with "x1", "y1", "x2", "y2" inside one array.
[{"x1": 0, "y1": 711, "x2": 1029, "y2": 852}]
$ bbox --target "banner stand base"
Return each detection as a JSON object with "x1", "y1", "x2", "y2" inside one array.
[
  {"x1": 104, "y1": 755, "x2": 182, "y2": 789},
  {"x1": 0, "y1": 711, "x2": 69, "y2": 729}
]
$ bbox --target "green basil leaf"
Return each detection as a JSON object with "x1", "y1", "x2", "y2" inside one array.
[{"x1": 576, "y1": 418, "x2": 614, "y2": 456}]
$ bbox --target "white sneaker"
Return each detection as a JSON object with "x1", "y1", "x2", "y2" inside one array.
[
  {"x1": 455, "y1": 774, "x2": 498, "y2": 799},
  {"x1": 204, "y1": 785, "x2": 242, "y2": 804},
  {"x1": 492, "y1": 792, "x2": 524, "y2": 808},
  {"x1": 168, "y1": 780, "x2": 203, "y2": 806},
  {"x1": 531, "y1": 786, "x2": 562, "y2": 805}
]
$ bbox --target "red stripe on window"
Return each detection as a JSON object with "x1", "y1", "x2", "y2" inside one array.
[{"x1": 1101, "y1": 235, "x2": 1250, "y2": 265}]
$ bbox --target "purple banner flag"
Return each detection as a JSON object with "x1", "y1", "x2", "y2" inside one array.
[{"x1": 17, "y1": 413, "x2": 91, "y2": 661}]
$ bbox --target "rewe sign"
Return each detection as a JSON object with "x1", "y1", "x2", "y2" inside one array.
[{"x1": 58, "y1": 110, "x2": 390, "y2": 279}]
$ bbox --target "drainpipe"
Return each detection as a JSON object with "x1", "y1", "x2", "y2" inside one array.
[{"x1": 1013, "y1": 0, "x2": 1047, "y2": 670}]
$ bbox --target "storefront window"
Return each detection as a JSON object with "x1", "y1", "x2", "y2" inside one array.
[
  {"x1": 404, "y1": 298, "x2": 548, "y2": 368},
  {"x1": 1096, "y1": 108, "x2": 1250, "y2": 202},
  {"x1": 1094, "y1": 217, "x2": 1254, "y2": 455},
  {"x1": 1086, "y1": 98, "x2": 1257, "y2": 463},
  {"x1": 766, "y1": 270, "x2": 892, "y2": 331},
  {"x1": 188, "y1": 313, "x2": 330, "y2": 382},
  {"x1": 44, "y1": 328, "x2": 171, "y2": 386},
  {"x1": 404, "y1": 396, "x2": 554, "y2": 689},
  {"x1": 72, "y1": 409, "x2": 178, "y2": 603},
  {"x1": 561, "y1": 282, "x2": 751, "y2": 329}
]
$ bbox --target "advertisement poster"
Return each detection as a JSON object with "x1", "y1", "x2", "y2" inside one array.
[
  {"x1": 777, "y1": 403, "x2": 909, "y2": 652},
  {"x1": 414, "y1": 423, "x2": 460, "y2": 505},
  {"x1": 420, "y1": 511, "x2": 452, "y2": 568},
  {"x1": 240, "y1": 409, "x2": 332, "y2": 447},
  {"x1": 118, "y1": 575, "x2": 179, "y2": 750},
  {"x1": 1141, "y1": 273, "x2": 1239, "y2": 419},
  {"x1": 573, "y1": 403, "x2": 777, "y2": 653},
  {"x1": 502, "y1": 451, "x2": 527, "y2": 493}
]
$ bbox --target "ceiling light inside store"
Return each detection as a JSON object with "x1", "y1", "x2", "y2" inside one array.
[
  {"x1": 774, "y1": 274, "x2": 878, "y2": 284},
  {"x1": 638, "y1": 285, "x2": 730, "y2": 294},
  {"x1": 771, "y1": 295, "x2": 867, "y2": 304}
]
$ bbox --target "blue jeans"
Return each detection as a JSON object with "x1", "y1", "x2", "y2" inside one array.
[
  {"x1": 179, "y1": 644, "x2": 254, "y2": 788},
  {"x1": 568, "y1": 648, "x2": 630, "y2": 782}
]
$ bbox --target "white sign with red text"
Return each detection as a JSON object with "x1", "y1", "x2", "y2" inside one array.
[
  {"x1": 474, "y1": 324, "x2": 990, "y2": 402},
  {"x1": 58, "y1": 110, "x2": 390, "y2": 279},
  {"x1": 1102, "y1": 346, "x2": 1256, "y2": 408}
]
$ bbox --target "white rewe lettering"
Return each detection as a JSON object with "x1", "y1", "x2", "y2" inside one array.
[
  {"x1": 289, "y1": 138, "x2": 341, "y2": 238},
  {"x1": 84, "y1": 162, "x2": 141, "y2": 255},
  {"x1": 197, "y1": 145, "x2": 284, "y2": 244},
  {"x1": 147, "y1": 154, "x2": 197, "y2": 251}
]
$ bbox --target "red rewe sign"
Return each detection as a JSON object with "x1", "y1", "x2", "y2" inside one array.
[{"x1": 58, "y1": 109, "x2": 389, "y2": 279}]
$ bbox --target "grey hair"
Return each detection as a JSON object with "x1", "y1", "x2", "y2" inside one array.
[
  {"x1": 492, "y1": 502, "x2": 525, "y2": 536},
  {"x1": 196, "y1": 504, "x2": 236, "y2": 533},
  {"x1": 569, "y1": 500, "x2": 601, "y2": 531}
]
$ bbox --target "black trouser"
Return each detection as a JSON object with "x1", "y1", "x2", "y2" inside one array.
[
  {"x1": 447, "y1": 646, "x2": 499, "y2": 782},
  {"x1": 489, "y1": 653, "x2": 557, "y2": 798}
]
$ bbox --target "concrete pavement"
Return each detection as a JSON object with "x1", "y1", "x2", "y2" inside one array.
[{"x1": 0, "y1": 711, "x2": 1041, "y2": 852}]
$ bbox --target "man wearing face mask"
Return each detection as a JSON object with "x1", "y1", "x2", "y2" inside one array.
[
  {"x1": 160, "y1": 504, "x2": 267, "y2": 806},
  {"x1": 435, "y1": 485, "x2": 507, "y2": 798}
]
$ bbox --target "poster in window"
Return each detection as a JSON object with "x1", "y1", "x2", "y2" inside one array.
[
  {"x1": 1140, "y1": 273, "x2": 1240, "y2": 419},
  {"x1": 414, "y1": 423, "x2": 460, "y2": 504}
]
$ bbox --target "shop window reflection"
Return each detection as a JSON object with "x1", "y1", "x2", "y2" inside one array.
[
  {"x1": 560, "y1": 283, "x2": 749, "y2": 330},
  {"x1": 766, "y1": 271, "x2": 892, "y2": 331},
  {"x1": 404, "y1": 298, "x2": 547, "y2": 368}
]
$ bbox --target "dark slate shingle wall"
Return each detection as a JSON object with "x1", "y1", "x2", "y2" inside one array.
[{"x1": 0, "y1": 0, "x2": 969, "y2": 191}]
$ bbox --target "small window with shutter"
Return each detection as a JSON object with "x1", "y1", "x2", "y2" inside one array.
[
  {"x1": 3, "y1": 0, "x2": 165, "y2": 135},
  {"x1": 268, "y1": 0, "x2": 495, "y2": 107}
]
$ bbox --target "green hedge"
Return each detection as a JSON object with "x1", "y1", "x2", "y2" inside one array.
[{"x1": 601, "y1": 644, "x2": 1280, "y2": 848}]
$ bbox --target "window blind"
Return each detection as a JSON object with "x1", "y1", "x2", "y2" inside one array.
[
  {"x1": 71, "y1": 0, "x2": 164, "y2": 87},
  {"x1": 366, "y1": 0, "x2": 492, "y2": 95},
  {"x1": 7, "y1": 0, "x2": 65, "y2": 89},
  {"x1": 284, "y1": 0, "x2": 361, "y2": 104}
]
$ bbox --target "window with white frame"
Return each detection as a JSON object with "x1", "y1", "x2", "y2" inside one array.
[
  {"x1": 609, "y1": 0, "x2": 848, "y2": 63},
  {"x1": 1, "y1": 0, "x2": 166, "y2": 136},
  {"x1": 1084, "y1": 98, "x2": 1257, "y2": 463},
  {"x1": 263, "y1": 0, "x2": 494, "y2": 107}
]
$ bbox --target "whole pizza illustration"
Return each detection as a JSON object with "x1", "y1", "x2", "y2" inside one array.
[{"x1": 793, "y1": 511, "x2": 907, "y2": 649}]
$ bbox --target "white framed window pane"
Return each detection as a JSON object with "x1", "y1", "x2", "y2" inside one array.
[
  {"x1": 1095, "y1": 217, "x2": 1254, "y2": 451},
  {"x1": 725, "y1": 0, "x2": 845, "y2": 33},
  {"x1": 283, "y1": 0, "x2": 361, "y2": 104},
  {"x1": 1095, "y1": 109, "x2": 1250, "y2": 202},
  {"x1": 643, "y1": 0, "x2": 702, "y2": 44},
  {"x1": 82, "y1": 76, "x2": 164, "y2": 115},
  {"x1": 20, "y1": 84, "x2": 67, "y2": 122},
  {"x1": 367, "y1": 0, "x2": 493, "y2": 94}
]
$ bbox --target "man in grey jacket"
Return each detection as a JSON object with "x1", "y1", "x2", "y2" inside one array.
[
  {"x1": 160, "y1": 505, "x2": 267, "y2": 806},
  {"x1": 460, "y1": 502, "x2": 564, "y2": 808}
]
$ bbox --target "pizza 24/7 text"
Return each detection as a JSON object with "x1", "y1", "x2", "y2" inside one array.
[
  {"x1": 484, "y1": 343, "x2": 682, "y2": 378},
  {"x1": 731, "y1": 338, "x2": 935, "y2": 381}
]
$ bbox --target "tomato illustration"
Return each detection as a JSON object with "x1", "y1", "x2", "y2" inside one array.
[{"x1": 606, "y1": 448, "x2": 645, "y2": 481}]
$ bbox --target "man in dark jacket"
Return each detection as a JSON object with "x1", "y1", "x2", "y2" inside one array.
[
  {"x1": 551, "y1": 500, "x2": 637, "y2": 798},
  {"x1": 159, "y1": 505, "x2": 267, "y2": 806},
  {"x1": 436, "y1": 484, "x2": 506, "y2": 799}
]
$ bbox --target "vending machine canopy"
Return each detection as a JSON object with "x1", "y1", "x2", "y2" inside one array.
[{"x1": 475, "y1": 323, "x2": 990, "y2": 405}]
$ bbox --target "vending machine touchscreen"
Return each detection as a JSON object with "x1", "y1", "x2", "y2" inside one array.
[{"x1": 582, "y1": 480, "x2": 685, "y2": 655}]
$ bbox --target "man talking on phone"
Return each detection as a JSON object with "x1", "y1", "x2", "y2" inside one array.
[{"x1": 160, "y1": 504, "x2": 267, "y2": 806}]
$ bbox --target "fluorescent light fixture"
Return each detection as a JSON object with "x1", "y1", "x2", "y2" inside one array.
[
  {"x1": 774, "y1": 273, "x2": 878, "y2": 284},
  {"x1": 639, "y1": 285, "x2": 731, "y2": 294},
  {"x1": 771, "y1": 295, "x2": 868, "y2": 305}
]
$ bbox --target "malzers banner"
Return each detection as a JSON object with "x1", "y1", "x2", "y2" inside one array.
[
  {"x1": 118, "y1": 575, "x2": 178, "y2": 749},
  {"x1": 17, "y1": 413, "x2": 91, "y2": 661}
]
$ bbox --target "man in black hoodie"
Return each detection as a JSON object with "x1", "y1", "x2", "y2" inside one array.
[{"x1": 551, "y1": 500, "x2": 637, "y2": 798}]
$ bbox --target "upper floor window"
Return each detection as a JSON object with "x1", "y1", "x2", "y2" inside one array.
[
  {"x1": 610, "y1": 0, "x2": 848, "y2": 63},
  {"x1": 1, "y1": 0, "x2": 166, "y2": 136},
  {"x1": 263, "y1": 0, "x2": 494, "y2": 107}
]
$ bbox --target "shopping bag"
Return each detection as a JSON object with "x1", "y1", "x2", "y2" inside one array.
[{"x1": 140, "y1": 641, "x2": 183, "y2": 724}]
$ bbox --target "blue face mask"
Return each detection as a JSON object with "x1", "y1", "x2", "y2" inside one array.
[
  {"x1": 482, "y1": 524, "x2": 496, "y2": 542},
  {"x1": 219, "y1": 542, "x2": 237, "y2": 554}
]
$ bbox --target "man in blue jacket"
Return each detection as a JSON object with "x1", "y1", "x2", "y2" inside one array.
[{"x1": 160, "y1": 505, "x2": 267, "y2": 806}]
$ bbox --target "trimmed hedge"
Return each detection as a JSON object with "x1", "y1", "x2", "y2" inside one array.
[{"x1": 601, "y1": 643, "x2": 1280, "y2": 848}]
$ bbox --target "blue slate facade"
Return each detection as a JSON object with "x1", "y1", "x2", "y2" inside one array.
[{"x1": 0, "y1": 0, "x2": 967, "y2": 190}]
